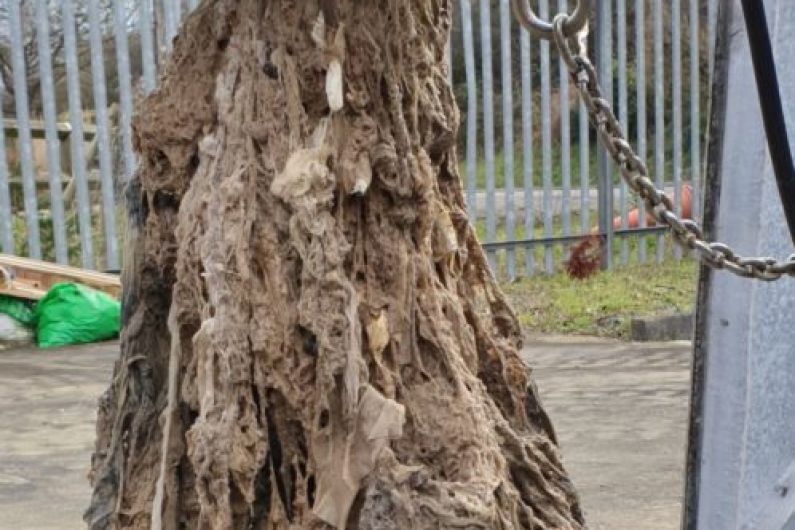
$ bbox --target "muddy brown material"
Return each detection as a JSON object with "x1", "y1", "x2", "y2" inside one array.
[{"x1": 85, "y1": 2, "x2": 583, "y2": 528}]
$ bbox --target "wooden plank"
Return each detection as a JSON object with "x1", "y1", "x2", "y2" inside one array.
[
  {"x1": 0, "y1": 283, "x2": 47, "y2": 301},
  {"x1": 0, "y1": 264, "x2": 46, "y2": 300},
  {"x1": 3, "y1": 118, "x2": 97, "y2": 140},
  {"x1": 0, "y1": 254, "x2": 120, "y2": 299}
]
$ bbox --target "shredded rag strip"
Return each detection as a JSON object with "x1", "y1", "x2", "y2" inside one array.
[{"x1": 86, "y1": 1, "x2": 584, "y2": 529}]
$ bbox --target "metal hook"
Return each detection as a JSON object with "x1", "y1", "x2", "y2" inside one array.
[{"x1": 511, "y1": 0, "x2": 591, "y2": 40}]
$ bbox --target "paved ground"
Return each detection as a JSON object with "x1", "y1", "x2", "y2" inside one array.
[
  {"x1": 0, "y1": 337, "x2": 692, "y2": 529},
  {"x1": 524, "y1": 336, "x2": 692, "y2": 530}
]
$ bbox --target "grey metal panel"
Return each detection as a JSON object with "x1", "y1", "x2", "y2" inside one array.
[
  {"x1": 34, "y1": 0, "x2": 68, "y2": 264},
  {"x1": 672, "y1": 0, "x2": 683, "y2": 261},
  {"x1": 0, "y1": 78, "x2": 13, "y2": 254},
  {"x1": 460, "y1": 0, "x2": 478, "y2": 223},
  {"x1": 87, "y1": 0, "x2": 120, "y2": 271},
  {"x1": 480, "y1": 0, "x2": 497, "y2": 269},
  {"x1": 520, "y1": 28, "x2": 535, "y2": 275},
  {"x1": 140, "y1": 0, "x2": 158, "y2": 93},
  {"x1": 653, "y1": 0, "x2": 665, "y2": 263},
  {"x1": 62, "y1": 0, "x2": 95, "y2": 268},
  {"x1": 689, "y1": 1, "x2": 795, "y2": 528},
  {"x1": 636, "y1": 0, "x2": 647, "y2": 263},
  {"x1": 8, "y1": 0, "x2": 42, "y2": 259},
  {"x1": 500, "y1": 0, "x2": 515, "y2": 280},
  {"x1": 540, "y1": 0, "x2": 553, "y2": 274},
  {"x1": 113, "y1": 0, "x2": 136, "y2": 182}
]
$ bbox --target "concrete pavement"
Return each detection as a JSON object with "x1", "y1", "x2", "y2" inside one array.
[
  {"x1": 0, "y1": 337, "x2": 692, "y2": 529},
  {"x1": 524, "y1": 335, "x2": 692, "y2": 530}
]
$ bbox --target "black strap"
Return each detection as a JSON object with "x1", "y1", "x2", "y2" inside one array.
[{"x1": 740, "y1": 0, "x2": 795, "y2": 244}]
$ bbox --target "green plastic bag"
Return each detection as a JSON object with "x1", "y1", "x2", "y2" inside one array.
[
  {"x1": 0, "y1": 295, "x2": 36, "y2": 327},
  {"x1": 35, "y1": 283, "x2": 121, "y2": 348}
]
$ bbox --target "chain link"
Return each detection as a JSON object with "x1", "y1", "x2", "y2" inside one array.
[{"x1": 548, "y1": 15, "x2": 795, "y2": 281}]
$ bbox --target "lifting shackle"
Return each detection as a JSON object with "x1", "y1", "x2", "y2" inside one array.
[{"x1": 511, "y1": 0, "x2": 590, "y2": 40}]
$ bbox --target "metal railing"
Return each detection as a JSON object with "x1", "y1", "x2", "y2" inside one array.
[
  {"x1": 0, "y1": 0, "x2": 718, "y2": 280},
  {"x1": 457, "y1": 0, "x2": 717, "y2": 279}
]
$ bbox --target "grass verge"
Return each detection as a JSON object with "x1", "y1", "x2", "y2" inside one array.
[{"x1": 501, "y1": 259, "x2": 698, "y2": 339}]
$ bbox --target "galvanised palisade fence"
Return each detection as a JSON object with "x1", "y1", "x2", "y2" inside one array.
[{"x1": 0, "y1": 0, "x2": 718, "y2": 279}]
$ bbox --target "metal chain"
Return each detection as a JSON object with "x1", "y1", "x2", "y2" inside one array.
[{"x1": 549, "y1": 15, "x2": 795, "y2": 281}]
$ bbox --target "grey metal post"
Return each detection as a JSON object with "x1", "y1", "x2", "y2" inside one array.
[
  {"x1": 480, "y1": 0, "x2": 498, "y2": 270},
  {"x1": 596, "y1": 0, "x2": 613, "y2": 270},
  {"x1": 87, "y1": 0, "x2": 120, "y2": 270},
  {"x1": 540, "y1": 0, "x2": 553, "y2": 274},
  {"x1": 672, "y1": 0, "x2": 683, "y2": 261},
  {"x1": 521, "y1": 28, "x2": 535, "y2": 275},
  {"x1": 62, "y1": 0, "x2": 94, "y2": 268},
  {"x1": 140, "y1": 0, "x2": 158, "y2": 93},
  {"x1": 654, "y1": 0, "x2": 665, "y2": 263},
  {"x1": 8, "y1": 0, "x2": 42, "y2": 259},
  {"x1": 34, "y1": 0, "x2": 68, "y2": 264},
  {"x1": 0, "y1": 79, "x2": 13, "y2": 254},
  {"x1": 461, "y1": 0, "x2": 478, "y2": 222},
  {"x1": 636, "y1": 0, "x2": 647, "y2": 263},
  {"x1": 113, "y1": 0, "x2": 136, "y2": 182},
  {"x1": 500, "y1": 0, "x2": 516, "y2": 280},
  {"x1": 686, "y1": 3, "x2": 795, "y2": 528}
]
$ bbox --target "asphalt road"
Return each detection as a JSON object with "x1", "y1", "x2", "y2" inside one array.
[{"x1": 0, "y1": 337, "x2": 692, "y2": 529}]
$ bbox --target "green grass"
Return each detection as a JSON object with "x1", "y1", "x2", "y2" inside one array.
[
  {"x1": 474, "y1": 209, "x2": 695, "y2": 340},
  {"x1": 501, "y1": 259, "x2": 698, "y2": 339}
]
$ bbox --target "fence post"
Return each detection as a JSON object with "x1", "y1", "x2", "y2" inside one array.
[
  {"x1": 87, "y1": 0, "x2": 120, "y2": 271},
  {"x1": 521, "y1": 27, "x2": 535, "y2": 276},
  {"x1": 480, "y1": 0, "x2": 498, "y2": 271},
  {"x1": 636, "y1": 0, "x2": 648, "y2": 264},
  {"x1": 559, "y1": 0, "x2": 572, "y2": 261},
  {"x1": 500, "y1": 0, "x2": 516, "y2": 280},
  {"x1": 0, "y1": 79, "x2": 13, "y2": 254},
  {"x1": 34, "y1": 0, "x2": 68, "y2": 265},
  {"x1": 113, "y1": 0, "x2": 136, "y2": 183},
  {"x1": 654, "y1": 0, "x2": 666, "y2": 263},
  {"x1": 672, "y1": 0, "x2": 683, "y2": 261},
  {"x1": 540, "y1": 0, "x2": 553, "y2": 274},
  {"x1": 596, "y1": 0, "x2": 614, "y2": 270},
  {"x1": 689, "y1": 0, "x2": 701, "y2": 222},
  {"x1": 8, "y1": 0, "x2": 42, "y2": 260},
  {"x1": 62, "y1": 0, "x2": 95, "y2": 269},
  {"x1": 617, "y1": 0, "x2": 629, "y2": 266},
  {"x1": 460, "y1": 0, "x2": 478, "y2": 223},
  {"x1": 140, "y1": 0, "x2": 158, "y2": 94}
]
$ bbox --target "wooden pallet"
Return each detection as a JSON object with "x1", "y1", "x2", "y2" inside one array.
[{"x1": 0, "y1": 254, "x2": 121, "y2": 300}]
